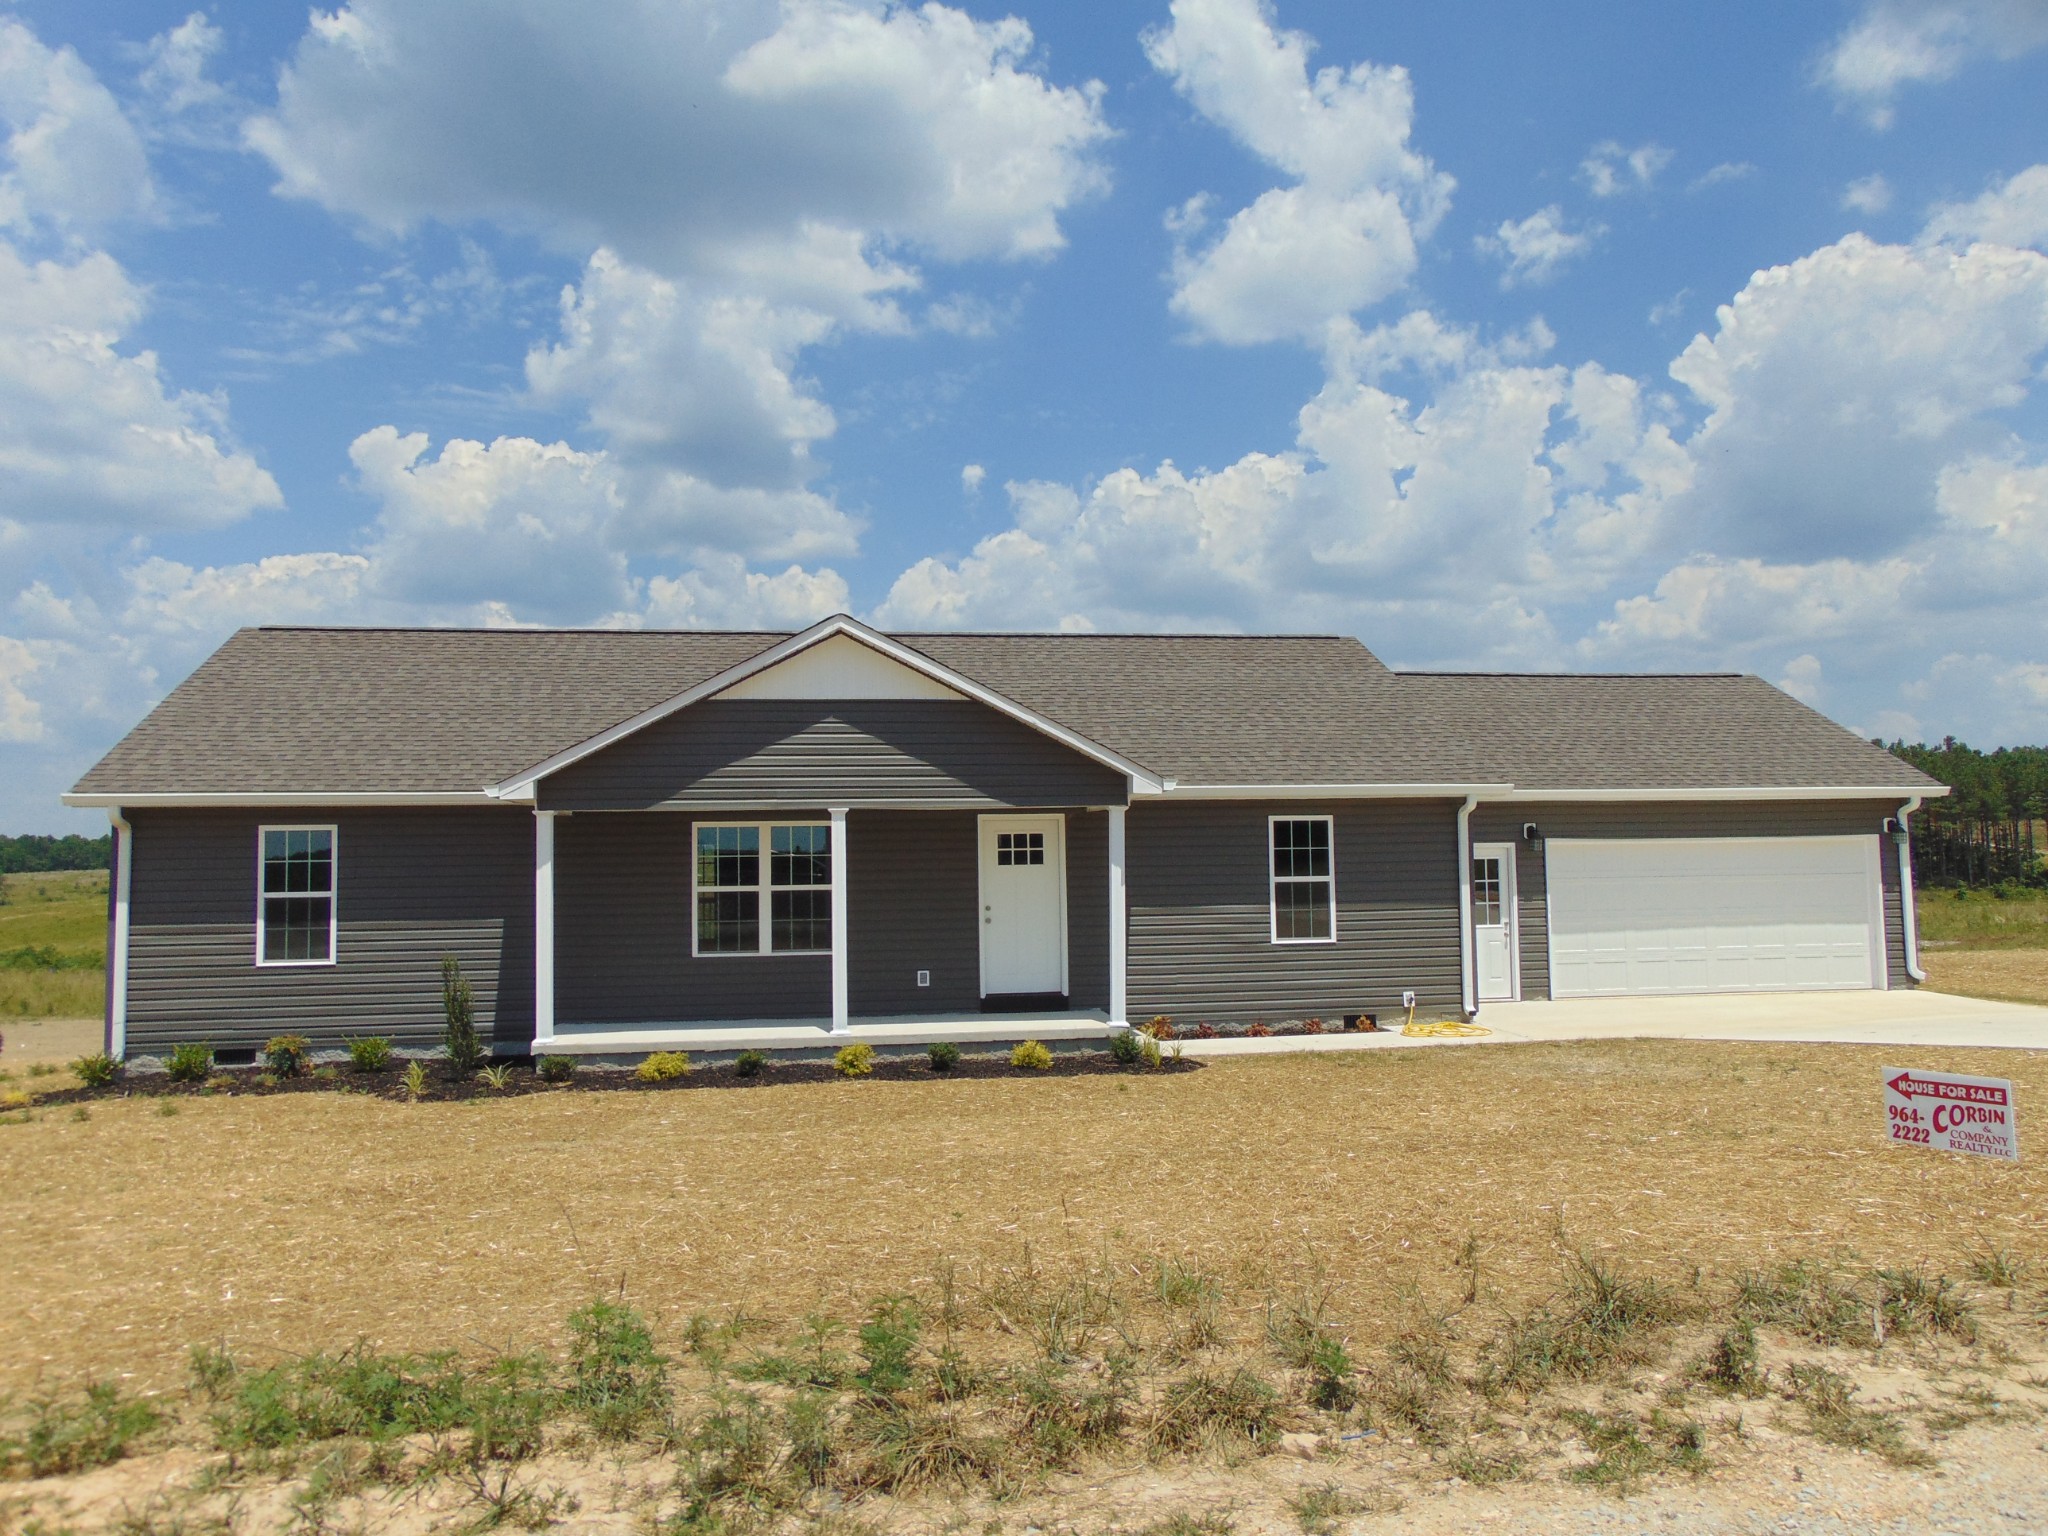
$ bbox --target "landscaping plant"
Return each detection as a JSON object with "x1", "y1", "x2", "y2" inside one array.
[
  {"x1": 70, "y1": 1052, "x2": 119, "y2": 1089},
  {"x1": 537, "y1": 1055, "x2": 576, "y2": 1084},
  {"x1": 262, "y1": 1034, "x2": 311, "y2": 1077},
  {"x1": 1108, "y1": 1028, "x2": 1142, "y2": 1066},
  {"x1": 834, "y1": 1042, "x2": 876, "y2": 1077},
  {"x1": 344, "y1": 1036, "x2": 393, "y2": 1073},
  {"x1": 636, "y1": 1051, "x2": 692, "y2": 1083},
  {"x1": 926, "y1": 1040, "x2": 961, "y2": 1072},
  {"x1": 1010, "y1": 1039, "x2": 1054, "y2": 1071},
  {"x1": 441, "y1": 954, "x2": 484, "y2": 1074},
  {"x1": 165, "y1": 1041, "x2": 212, "y2": 1083},
  {"x1": 733, "y1": 1049, "x2": 766, "y2": 1078}
]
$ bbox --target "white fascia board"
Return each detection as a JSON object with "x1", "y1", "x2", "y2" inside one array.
[
  {"x1": 62, "y1": 790, "x2": 529, "y2": 808},
  {"x1": 1160, "y1": 783, "x2": 1515, "y2": 800},
  {"x1": 486, "y1": 613, "x2": 1168, "y2": 797},
  {"x1": 1491, "y1": 785, "x2": 1950, "y2": 803}
]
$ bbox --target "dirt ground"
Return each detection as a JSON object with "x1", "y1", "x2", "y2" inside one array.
[
  {"x1": 0, "y1": 1016, "x2": 99, "y2": 1067},
  {"x1": 4, "y1": 1039, "x2": 2043, "y2": 1395}
]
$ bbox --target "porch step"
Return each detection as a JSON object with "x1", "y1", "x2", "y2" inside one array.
[{"x1": 541, "y1": 1010, "x2": 1116, "y2": 1058}]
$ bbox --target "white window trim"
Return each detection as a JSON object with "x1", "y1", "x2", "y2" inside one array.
[
  {"x1": 1268, "y1": 814, "x2": 1337, "y2": 945},
  {"x1": 255, "y1": 823, "x2": 339, "y2": 968},
  {"x1": 691, "y1": 820, "x2": 834, "y2": 958}
]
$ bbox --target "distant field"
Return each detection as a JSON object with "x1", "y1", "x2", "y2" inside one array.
[
  {"x1": 0, "y1": 868, "x2": 105, "y2": 1021},
  {"x1": 1915, "y1": 884, "x2": 2048, "y2": 1005}
]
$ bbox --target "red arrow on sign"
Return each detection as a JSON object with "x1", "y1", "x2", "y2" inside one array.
[{"x1": 1888, "y1": 1072, "x2": 2008, "y2": 1106}]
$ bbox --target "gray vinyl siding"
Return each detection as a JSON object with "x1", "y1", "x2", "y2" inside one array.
[
  {"x1": 1065, "y1": 811, "x2": 1110, "y2": 1011},
  {"x1": 848, "y1": 812, "x2": 979, "y2": 1016},
  {"x1": 1883, "y1": 833, "x2": 1910, "y2": 987},
  {"x1": 556, "y1": 811, "x2": 829, "y2": 1024},
  {"x1": 124, "y1": 808, "x2": 534, "y2": 1056},
  {"x1": 1126, "y1": 800, "x2": 1463, "y2": 1024},
  {"x1": 540, "y1": 699, "x2": 1128, "y2": 812},
  {"x1": 1474, "y1": 800, "x2": 1908, "y2": 999}
]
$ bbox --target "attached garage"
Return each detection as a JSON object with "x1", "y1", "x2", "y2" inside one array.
[{"x1": 1545, "y1": 835, "x2": 1886, "y2": 998}]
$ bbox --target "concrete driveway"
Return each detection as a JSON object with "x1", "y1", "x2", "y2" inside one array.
[{"x1": 1172, "y1": 987, "x2": 2048, "y2": 1056}]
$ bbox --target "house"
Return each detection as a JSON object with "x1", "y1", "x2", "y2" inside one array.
[{"x1": 65, "y1": 614, "x2": 1944, "y2": 1063}]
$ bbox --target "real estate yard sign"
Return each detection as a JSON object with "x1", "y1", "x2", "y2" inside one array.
[{"x1": 1885, "y1": 1067, "x2": 2019, "y2": 1161}]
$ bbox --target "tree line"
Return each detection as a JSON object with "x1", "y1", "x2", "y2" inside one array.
[
  {"x1": 1881, "y1": 740, "x2": 2048, "y2": 822},
  {"x1": 0, "y1": 833, "x2": 113, "y2": 873}
]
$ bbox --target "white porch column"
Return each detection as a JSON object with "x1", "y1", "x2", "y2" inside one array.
[
  {"x1": 829, "y1": 806, "x2": 851, "y2": 1034},
  {"x1": 1107, "y1": 805, "x2": 1128, "y2": 1026},
  {"x1": 534, "y1": 810, "x2": 557, "y2": 1046}
]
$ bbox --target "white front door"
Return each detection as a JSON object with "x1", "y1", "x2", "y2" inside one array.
[
  {"x1": 1472, "y1": 843, "x2": 1519, "y2": 1002},
  {"x1": 979, "y1": 814, "x2": 1067, "y2": 998}
]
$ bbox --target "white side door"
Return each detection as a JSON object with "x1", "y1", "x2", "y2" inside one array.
[
  {"x1": 978, "y1": 814, "x2": 1068, "y2": 998},
  {"x1": 1472, "y1": 842, "x2": 1519, "y2": 1002}
]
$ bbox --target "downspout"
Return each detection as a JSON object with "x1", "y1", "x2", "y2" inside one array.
[
  {"x1": 1894, "y1": 795, "x2": 1925, "y2": 983},
  {"x1": 107, "y1": 809, "x2": 132, "y2": 1060},
  {"x1": 1456, "y1": 795, "x2": 1479, "y2": 1018}
]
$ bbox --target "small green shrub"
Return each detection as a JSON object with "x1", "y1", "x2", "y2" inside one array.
[
  {"x1": 344, "y1": 1036, "x2": 393, "y2": 1073},
  {"x1": 637, "y1": 1051, "x2": 692, "y2": 1083},
  {"x1": 566, "y1": 1299, "x2": 670, "y2": 1441},
  {"x1": 926, "y1": 1040, "x2": 961, "y2": 1072},
  {"x1": 834, "y1": 1042, "x2": 876, "y2": 1077},
  {"x1": 1108, "y1": 1029, "x2": 1142, "y2": 1066},
  {"x1": 536, "y1": 1054, "x2": 576, "y2": 1084},
  {"x1": 165, "y1": 1042, "x2": 212, "y2": 1082},
  {"x1": 478, "y1": 1063, "x2": 513, "y2": 1091},
  {"x1": 1010, "y1": 1039, "x2": 1054, "y2": 1072},
  {"x1": 0, "y1": 1381, "x2": 161, "y2": 1476},
  {"x1": 732, "y1": 1048, "x2": 766, "y2": 1078},
  {"x1": 441, "y1": 954, "x2": 485, "y2": 1074},
  {"x1": 263, "y1": 1034, "x2": 311, "y2": 1077},
  {"x1": 205, "y1": 1345, "x2": 476, "y2": 1449},
  {"x1": 71, "y1": 1052, "x2": 119, "y2": 1089},
  {"x1": 856, "y1": 1297, "x2": 921, "y2": 1395}
]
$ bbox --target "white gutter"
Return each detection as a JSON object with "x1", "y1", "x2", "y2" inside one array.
[
  {"x1": 1456, "y1": 794, "x2": 1479, "y2": 1019},
  {"x1": 1160, "y1": 782, "x2": 1514, "y2": 801},
  {"x1": 62, "y1": 791, "x2": 530, "y2": 809},
  {"x1": 1894, "y1": 795, "x2": 1926, "y2": 983},
  {"x1": 107, "y1": 810, "x2": 132, "y2": 1061},
  {"x1": 1491, "y1": 785, "x2": 1953, "y2": 803}
]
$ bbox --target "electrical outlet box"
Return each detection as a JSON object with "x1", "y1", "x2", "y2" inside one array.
[
  {"x1": 1401, "y1": 989, "x2": 1417, "y2": 1008},
  {"x1": 916, "y1": 969, "x2": 931, "y2": 988}
]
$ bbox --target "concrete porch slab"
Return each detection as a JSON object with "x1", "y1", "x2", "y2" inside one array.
[{"x1": 542, "y1": 1009, "x2": 1114, "y2": 1057}]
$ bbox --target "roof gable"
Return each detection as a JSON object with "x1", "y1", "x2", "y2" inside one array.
[
  {"x1": 486, "y1": 615, "x2": 1167, "y2": 798},
  {"x1": 715, "y1": 632, "x2": 963, "y2": 701}
]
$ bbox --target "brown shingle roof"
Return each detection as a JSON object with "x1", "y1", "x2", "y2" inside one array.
[{"x1": 70, "y1": 625, "x2": 1936, "y2": 796}]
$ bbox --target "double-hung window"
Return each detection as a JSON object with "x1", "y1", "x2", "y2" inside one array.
[
  {"x1": 694, "y1": 822, "x2": 832, "y2": 956},
  {"x1": 257, "y1": 825, "x2": 337, "y2": 965},
  {"x1": 1269, "y1": 816, "x2": 1335, "y2": 943}
]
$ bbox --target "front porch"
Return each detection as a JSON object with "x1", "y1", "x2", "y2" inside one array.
[
  {"x1": 528, "y1": 804, "x2": 1131, "y2": 1053},
  {"x1": 541, "y1": 1007, "x2": 1116, "y2": 1059}
]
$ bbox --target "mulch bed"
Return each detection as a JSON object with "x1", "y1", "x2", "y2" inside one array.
[{"x1": 31, "y1": 1048, "x2": 1202, "y2": 1105}]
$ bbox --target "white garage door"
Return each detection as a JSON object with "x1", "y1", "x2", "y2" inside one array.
[{"x1": 1547, "y1": 836, "x2": 1884, "y2": 998}]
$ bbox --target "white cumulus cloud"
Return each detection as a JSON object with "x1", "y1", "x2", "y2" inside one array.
[
  {"x1": 1921, "y1": 164, "x2": 2048, "y2": 250},
  {"x1": 1580, "y1": 140, "x2": 1671, "y2": 198},
  {"x1": 1477, "y1": 205, "x2": 1603, "y2": 288},
  {"x1": 1818, "y1": 0, "x2": 2048, "y2": 128},
  {"x1": 1844, "y1": 174, "x2": 1894, "y2": 214},
  {"x1": 1144, "y1": 0, "x2": 1453, "y2": 344}
]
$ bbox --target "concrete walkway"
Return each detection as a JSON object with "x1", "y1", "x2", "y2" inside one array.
[{"x1": 1171, "y1": 988, "x2": 2048, "y2": 1057}]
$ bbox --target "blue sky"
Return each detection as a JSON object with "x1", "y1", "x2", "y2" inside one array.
[{"x1": 3, "y1": 0, "x2": 2047, "y2": 830}]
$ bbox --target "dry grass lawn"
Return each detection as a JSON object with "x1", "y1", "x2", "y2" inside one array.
[
  {"x1": 1923, "y1": 947, "x2": 2048, "y2": 1006},
  {"x1": 3, "y1": 1039, "x2": 2042, "y2": 1397}
]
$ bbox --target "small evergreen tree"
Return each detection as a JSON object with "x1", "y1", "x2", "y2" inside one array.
[{"x1": 441, "y1": 954, "x2": 484, "y2": 1074}]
